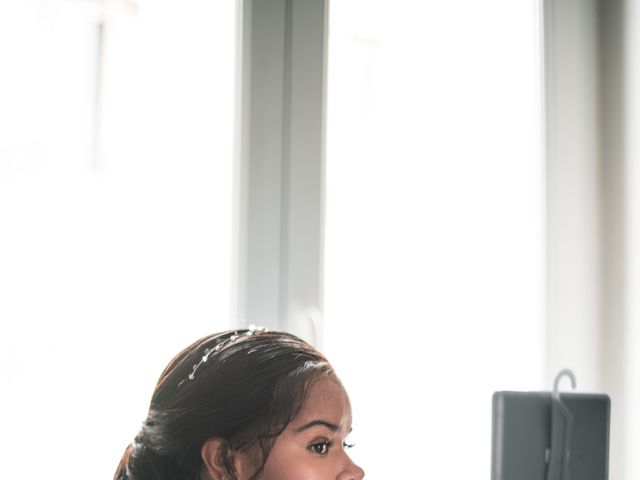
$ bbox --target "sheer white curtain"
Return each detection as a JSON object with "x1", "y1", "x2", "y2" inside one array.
[
  {"x1": 324, "y1": 1, "x2": 544, "y2": 477},
  {"x1": 0, "y1": 1, "x2": 236, "y2": 478}
]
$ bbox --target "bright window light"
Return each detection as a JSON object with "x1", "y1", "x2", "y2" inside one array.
[
  {"x1": 324, "y1": 1, "x2": 545, "y2": 477},
  {"x1": 0, "y1": 1, "x2": 236, "y2": 478}
]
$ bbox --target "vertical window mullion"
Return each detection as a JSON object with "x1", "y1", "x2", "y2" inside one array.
[{"x1": 234, "y1": 0, "x2": 328, "y2": 345}]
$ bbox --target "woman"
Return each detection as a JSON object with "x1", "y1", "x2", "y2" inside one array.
[{"x1": 114, "y1": 326, "x2": 365, "y2": 480}]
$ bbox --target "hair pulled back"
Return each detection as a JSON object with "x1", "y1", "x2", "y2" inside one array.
[{"x1": 114, "y1": 329, "x2": 333, "y2": 480}]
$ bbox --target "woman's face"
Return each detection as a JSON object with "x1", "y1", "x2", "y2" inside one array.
[{"x1": 252, "y1": 377, "x2": 365, "y2": 480}]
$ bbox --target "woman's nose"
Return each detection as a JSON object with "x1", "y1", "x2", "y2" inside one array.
[
  {"x1": 350, "y1": 463, "x2": 365, "y2": 480},
  {"x1": 339, "y1": 455, "x2": 365, "y2": 480}
]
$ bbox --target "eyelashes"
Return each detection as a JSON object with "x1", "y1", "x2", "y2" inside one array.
[
  {"x1": 309, "y1": 440, "x2": 331, "y2": 455},
  {"x1": 309, "y1": 440, "x2": 356, "y2": 456}
]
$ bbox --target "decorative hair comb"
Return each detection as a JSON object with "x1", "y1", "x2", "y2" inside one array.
[{"x1": 178, "y1": 325, "x2": 268, "y2": 388}]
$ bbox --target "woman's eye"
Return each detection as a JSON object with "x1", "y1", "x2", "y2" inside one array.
[
  {"x1": 343, "y1": 441, "x2": 355, "y2": 449},
  {"x1": 310, "y1": 441, "x2": 332, "y2": 455}
]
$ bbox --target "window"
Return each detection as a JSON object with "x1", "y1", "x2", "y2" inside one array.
[{"x1": 324, "y1": 1, "x2": 544, "y2": 476}]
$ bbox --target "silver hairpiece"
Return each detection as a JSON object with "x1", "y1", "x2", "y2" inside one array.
[{"x1": 177, "y1": 325, "x2": 268, "y2": 388}]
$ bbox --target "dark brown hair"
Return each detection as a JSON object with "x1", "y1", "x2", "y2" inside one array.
[{"x1": 114, "y1": 329, "x2": 333, "y2": 480}]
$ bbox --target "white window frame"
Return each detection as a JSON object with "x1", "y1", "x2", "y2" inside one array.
[
  {"x1": 233, "y1": 0, "x2": 328, "y2": 346},
  {"x1": 544, "y1": 0, "x2": 627, "y2": 477},
  {"x1": 235, "y1": 0, "x2": 632, "y2": 476}
]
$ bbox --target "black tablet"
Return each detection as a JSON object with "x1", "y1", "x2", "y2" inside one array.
[{"x1": 491, "y1": 391, "x2": 610, "y2": 480}]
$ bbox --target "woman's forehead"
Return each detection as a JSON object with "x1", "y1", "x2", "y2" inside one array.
[{"x1": 292, "y1": 377, "x2": 353, "y2": 429}]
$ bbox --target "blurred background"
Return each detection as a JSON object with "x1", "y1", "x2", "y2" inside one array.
[{"x1": 0, "y1": 0, "x2": 637, "y2": 478}]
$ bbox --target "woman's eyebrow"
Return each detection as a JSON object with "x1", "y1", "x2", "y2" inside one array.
[{"x1": 295, "y1": 419, "x2": 340, "y2": 433}]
